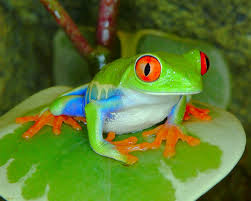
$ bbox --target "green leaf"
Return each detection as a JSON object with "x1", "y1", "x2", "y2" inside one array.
[
  {"x1": 118, "y1": 30, "x2": 231, "y2": 108},
  {"x1": 0, "y1": 87, "x2": 245, "y2": 201}
]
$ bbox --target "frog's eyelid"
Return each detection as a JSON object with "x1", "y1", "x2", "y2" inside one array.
[{"x1": 134, "y1": 54, "x2": 161, "y2": 68}]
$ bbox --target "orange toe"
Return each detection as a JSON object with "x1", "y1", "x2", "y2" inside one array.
[
  {"x1": 126, "y1": 155, "x2": 139, "y2": 165},
  {"x1": 22, "y1": 111, "x2": 53, "y2": 139},
  {"x1": 115, "y1": 142, "x2": 152, "y2": 165},
  {"x1": 105, "y1": 132, "x2": 116, "y2": 142},
  {"x1": 74, "y1": 117, "x2": 87, "y2": 124},
  {"x1": 182, "y1": 135, "x2": 200, "y2": 146},
  {"x1": 163, "y1": 126, "x2": 180, "y2": 157},
  {"x1": 105, "y1": 132, "x2": 138, "y2": 146},
  {"x1": 183, "y1": 111, "x2": 191, "y2": 120},
  {"x1": 64, "y1": 117, "x2": 82, "y2": 130},
  {"x1": 142, "y1": 125, "x2": 164, "y2": 137},
  {"x1": 184, "y1": 103, "x2": 211, "y2": 121},
  {"x1": 52, "y1": 115, "x2": 64, "y2": 135},
  {"x1": 16, "y1": 115, "x2": 39, "y2": 123},
  {"x1": 111, "y1": 137, "x2": 138, "y2": 146}
]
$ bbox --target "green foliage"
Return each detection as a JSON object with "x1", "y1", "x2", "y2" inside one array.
[{"x1": 0, "y1": 3, "x2": 53, "y2": 116}]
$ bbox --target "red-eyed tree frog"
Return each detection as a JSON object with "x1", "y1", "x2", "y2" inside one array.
[{"x1": 16, "y1": 49, "x2": 211, "y2": 165}]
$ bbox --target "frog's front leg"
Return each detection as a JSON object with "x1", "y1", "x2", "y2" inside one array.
[{"x1": 85, "y1": 96, "x2": 137, "y2": 164}]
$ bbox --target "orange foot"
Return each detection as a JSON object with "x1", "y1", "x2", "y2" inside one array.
[
  {"x1": 105, "y1": 132, "x2": 150, "y2": 164},
  {"x1": 16, "y1": 111, "x2": 86, "y2": 139},
  {"x1": 142, "y1": 124, "x2": 200, "y2": 157},
  {"x1": 184, "y1": 103, "x2": 211, "y2": 121}
]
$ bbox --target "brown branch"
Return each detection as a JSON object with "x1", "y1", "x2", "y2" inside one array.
[
  {"x1": 96, "y1": 0, "x2": 120, "y2": 48},
  {"x1": 40, "y1": 0, "x2": 94, "y2": 57}
]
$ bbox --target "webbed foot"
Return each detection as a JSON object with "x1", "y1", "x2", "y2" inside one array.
[
  {"x1": 142, "y1": 124, "x2": 200, "y2": 157},
  {"x1": 184, "y1": 103, "x2": 211, "y2": 121},
  {"x1": 105, "y1": 132, "x2": 143, "y2": 165},
  {"x1": 16, "y1": 111, "x2": 86, "y2": 139}
]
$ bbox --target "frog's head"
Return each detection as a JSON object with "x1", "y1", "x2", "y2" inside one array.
[{"x1": 120, "y1": 49, "x2": 210, "y2": 95}]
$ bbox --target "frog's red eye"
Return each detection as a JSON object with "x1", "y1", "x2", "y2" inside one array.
[
  {"x1": 135, "y1": 55, "x2": 161, "y2": 82},
  {"x1": 200, "y1": 51, "x2": 210, "y2": 75}
]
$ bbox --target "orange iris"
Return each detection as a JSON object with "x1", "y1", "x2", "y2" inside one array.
[{"x1": 135, "y1": 55, "x2": 161, "y2": 82}]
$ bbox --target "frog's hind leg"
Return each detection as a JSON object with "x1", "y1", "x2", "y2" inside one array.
[
  {"x1": 183, "y1": 103, "x2": 211, "y2": 120},
  {"x1": 49, "y1": 95, "x2": 86, "y2": 117},
  {"x1": 16, "y1": 95, "x2": 87, "y2": 139},
  {"x1": 16, "y1": 110, "x2": 54, "y2": 139}
]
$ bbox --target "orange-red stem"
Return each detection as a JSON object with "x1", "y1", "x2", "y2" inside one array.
[
  {"x1": 96, "y1": 0, "x2": 120, "y2": 48},
  {"x1": 40, "y1": 0, "x2": 94, "y2": 57}
]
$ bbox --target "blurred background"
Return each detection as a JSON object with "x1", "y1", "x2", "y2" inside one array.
[{"x1": 0, "y1": 0, "x2": 250, "y2": 200}]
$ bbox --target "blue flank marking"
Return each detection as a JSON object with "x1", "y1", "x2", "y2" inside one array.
[
  {"x1": 168, "y1": 96, "x2": 182, "y2": 118},
  {"x1": 62, "y1": 96, "x2": 86, "y2": 117},
  {"x1": 168, "y1": 96, "x2": 183, "y2": 123},
  {"x1": 99, "y1": 96, "x2": 123, "y2": 119},
  {"x1": 169, "y1": 104, "x2": 177, "y2": 118}
]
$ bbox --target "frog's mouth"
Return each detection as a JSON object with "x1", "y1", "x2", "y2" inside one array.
[{"x1": 133, "y1": 89, "x2": 202, "y2": 96}]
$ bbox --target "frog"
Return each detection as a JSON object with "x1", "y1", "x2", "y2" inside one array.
[{"x1": 16, "y1": 49, "x2": 211, "y2": 165}]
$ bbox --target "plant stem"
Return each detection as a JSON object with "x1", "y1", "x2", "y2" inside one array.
[
  {"x1": 96, "y1": 0, "x2": 120, "y2": 48},
  {"x1": 40, "y1": 0, "x2": 94, "y2": 57}
]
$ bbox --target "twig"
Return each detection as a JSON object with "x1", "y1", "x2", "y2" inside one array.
[
  {"x1": 40, "y1": 0, "x2": 94, "y2": 57},
  {"x1": 96, "y1": 0, "x2": 120, "y2": 48}
]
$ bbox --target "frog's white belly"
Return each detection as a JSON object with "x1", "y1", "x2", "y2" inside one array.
[{"x1": 103, "y1": 90, "x2": 180, "y2": 134}]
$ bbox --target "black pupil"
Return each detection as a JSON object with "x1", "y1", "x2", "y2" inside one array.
[
  {"x1": 205, "y1": 56, "x2": 210, "y2": 70},
  {"x1": 144, "y1": 63, "x2": 151, "y2": 76}
]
